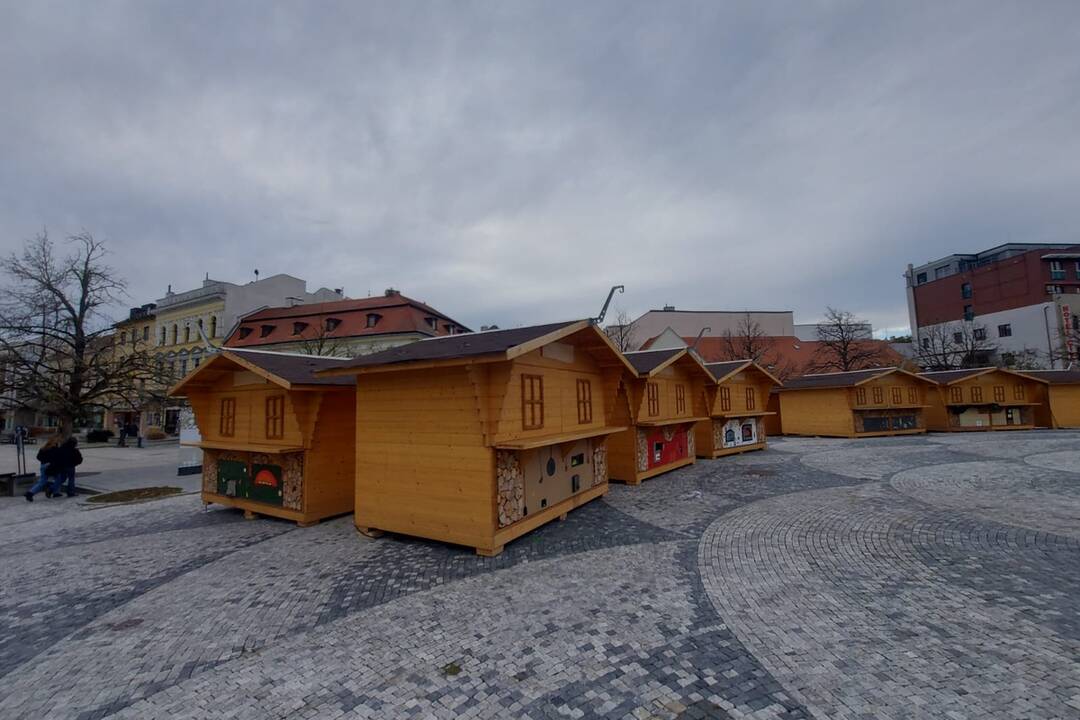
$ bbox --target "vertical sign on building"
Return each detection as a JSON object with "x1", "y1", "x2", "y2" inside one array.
[{"x1": 1063, "y1": 304, "x2": 1075, "y2": 362}]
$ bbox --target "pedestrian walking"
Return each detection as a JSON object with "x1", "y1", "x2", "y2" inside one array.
[
  {"x1": 52, "y1": 436, "x2": 83, "y2": 498},
  {"x1": 25, "y1": 433, "x2": 64, "y2": 502}
]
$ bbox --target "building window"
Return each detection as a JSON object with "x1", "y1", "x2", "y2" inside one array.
[
  {"x1": 119, "y1": 331, "x2": 126, "y2": 345},
  {"x1": 171, "y1": 325, "x2": 178, "y2": 344},
  {"x1": 1050, "y1": 260, "x2": 1065, "y2": 280},
  {"x1": 949, "y1": 386, "x2": 963, "y2": 403},
  {"x1": 1047, "y1": 285, "x2": 1064, "y2": 295},
  {"x1": 265, "y1": 395, "x2": 285, "y2": 439},
  {"x1": 293, "y1": 322, "x2": 308, "y2": 335},
  {"x1": 872, "y1": 386, "x2": 884, "y2": 404},
  {"x1": 325, "y1": 318, "x2": 341, "y2": 332},
  {"x1": 576, "y1": 379, "x2": 593, "y2": 424},
  {"x1": 143, "y1": 326, "x2": 149, "y2": 341},
  {"x1": 970, "y1": 386, "x2": 983, "y2": 403},
  {"x1": 1013, "y1": 384, "x2": 1025, "y2": 400},
  {"x1": 935, "y1": 266, "x2": 949, "y2": 279},
  {"x1": 646, "y1": 382, "x2": 660, "y2": 416},
  {"x1": 993, "y1": 385, "x2": 1005, "y2": 402},
  {"x1": 219, "y1": 398, "x2": 236, "y2": 437},
  {"x1": 961, "y1": 282, "x2": 972, "y2": 299},
  {"x1": 921, "y1": 337, "x2": 930, "y2": 350},
  {"x1": 855, "y1": 387, "x2": 867, "y2": 405},
  {"x1": 675, "y1": 384, "x2": 686, "y2": 414},
  {"x1": 719, "y1": 386, "x2": 731, "y2": 412},
  {"x1": 210, "y1": 316, "x2": 217, "y2": 338},
  {"x1": 952, "y1": 332, "x2": 963, "y2": 344},
  {"x1": 1075, "y1": 261, "x2": 1080, "y2": 279},
  {"x1": 179, "y1": 358, "x2": 188, "y2": 375},
  {"x1": 916, "y1": 272, "x2": 927, "y2": 284},
  {"x1": 366, "y1": 313, "x2": 381, "y2": 328},
  {"x1": 184, "y1": 326, "x2": 191, "y2": 343},
  {"x1": 997, "y1": 324, "x2": 1012, "y2": 338},
  {"x1": 160, "y1": 327, "x2": 166, "y2": 345},
  {"x1": 426, "y1": 316, "x2": 438, "y2": 330},
  {"x1": 521, "y1": 374, "x2": 544, "y2": 430},
  {"x1": 963, "y1": 305, "x2": 974, "y2": 321},
  {"x1": 973, "y1": 328, "x2": 986, "y2": 341},
  {"x1": 745, "y1": 387, "x2": 756, "y2": 410},
  {"x1": 238, "y1": 327, "x2": 253, "y2": 339},
  {"x1": 907, "y1": 387, "x2": 918, "y2": 405},
  {"x1": 891, "y1": 387, "x2": 903, "y2": 404},
  {"x1": 260, "y1": 325, "x2": 274, "y2": 338}
]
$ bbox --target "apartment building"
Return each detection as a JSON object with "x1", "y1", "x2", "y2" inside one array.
[{"x1": 904, "y1": 243, "x2": 1080, "y2": 368}]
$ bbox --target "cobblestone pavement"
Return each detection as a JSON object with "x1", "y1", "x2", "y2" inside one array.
[{"x1": 2, "y1": 430, "x2": 1078, "y2": 719}]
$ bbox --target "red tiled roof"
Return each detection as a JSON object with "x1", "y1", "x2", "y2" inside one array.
[
  {"x1": 641, "y1": 335, "x2": 905, "y2": 379},
  {"x1": 225, "y1": 293, "x2": 470, "y2": 349}
]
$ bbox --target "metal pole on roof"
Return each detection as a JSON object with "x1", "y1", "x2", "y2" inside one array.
[
  {"x1": 690, "y1": 327, "x2": 712, "y2": 352},
  {"x1": 594, "y1": 285, "x2": 625, "y2": 325}
]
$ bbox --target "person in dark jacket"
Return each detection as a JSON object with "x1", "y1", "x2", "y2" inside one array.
[
  {"x1": 25, "y1": 434, "x2": 63, "y2": 502},
  {"x1": 52, "y1": 436, "x2": 83, "y2": 498}
]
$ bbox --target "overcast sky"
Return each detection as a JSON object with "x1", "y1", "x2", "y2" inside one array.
[{"x1": 2, "y1": 1, "x2": 1078, "y2": 337}]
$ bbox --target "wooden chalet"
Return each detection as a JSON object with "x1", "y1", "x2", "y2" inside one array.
[
  {"x1": 1026, "y1": 370, "x2": 1080, "y2": 429},
  {"x1": 921, "y1": 367, "x2": 1049, "y2": 431},
  {"x1": 607, "y1": 348, "x2": 711, "y2": 484},
  {"x1": 319, "y1": 320, "x2": 637, "y2": 557},
  {"x1": 169, "y1": 350, "x2": 356, "y2": 525},
  {"x1": 779, "y1": 367, "x2": 937, "y2": 438},
  {"x1": 696, "y1": 360, "x2": 782, "y2": 457}
]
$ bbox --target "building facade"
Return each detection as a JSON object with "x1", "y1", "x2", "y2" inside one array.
[{"x1": 905, "y1": 243, "x2": 1080, "y2": 368}]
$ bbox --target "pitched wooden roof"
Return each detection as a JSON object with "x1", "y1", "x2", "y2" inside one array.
[
  {"x1": 781, "y1": 366, "x2": 932, "y2": 390},
  {"x1": 704, "y1": 359, "x2": 783, "y2": 386},
  {"x1": 169, "y1": 349, "x2": 354, "y2": 396},
  {"x1": 919, "y1": 367, "x2": 1049, "y2": 385},
  {"x1": 623, "y1": 347, "x2": 714, "y2": 380},
  {"x1": 1021, "y1": 369, "x2": 1080, "y2": 385},
  {"x1": 320, "y1": 319, "x2": 637, "y2": 375}
]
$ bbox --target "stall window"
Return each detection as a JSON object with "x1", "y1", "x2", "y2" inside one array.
[
  {"x1": 745, "y1": 387, "x2": 756, "y2": 410},
  {"x1": 1013, "y1": 384, "x2": 1025, "y2": 400},
  {"x1": 265, "y1": 395, "x2": 285, "y2": 439},
  {"x1": 872, "y1": 386, "x2": 884, "y2": 404},
  {"x1": 970, "y1": 386, "x2": 983, "y2": 403},
  {"x1": 855, "y1": 387, "x2": 867, "y2": 405},
  {"x1": 891, "y1": 387, "x2": 903, "y2": 404},
  {"x1": 907, "y1": 387, "x2": 918, "y2": 404},
  {"x1": 576, "y1": 379, "x2": 593, "y2": 424},
  {"x1": 646, "y1": 382, "x2": 660, "y2": 416},
  {"x1": 719, "y1": 386, "x2": 731, "y2": 412},
  {"x1": 675, "y1": 384, "x2": 686, "y2": 414},
  {"x1": 219, "y1": 398, "x2": 236, "y2": 437},
  {"x1": 993, "y1": 385, "x2": 1005, "y2": 402},
  {"x1": 521, "y1": 374, "x2": 544, "y2": 429},
  {"x1": 950, "y1": 386, "x2": 963, "y2": 403}
]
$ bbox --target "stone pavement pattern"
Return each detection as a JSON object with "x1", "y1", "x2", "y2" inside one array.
[{"x1": 1, "y1": 431, "x2": 1078, "y2": 719}]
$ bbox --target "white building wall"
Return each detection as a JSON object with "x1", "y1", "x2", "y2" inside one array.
[
  {"x1": 915, "y1": 301, "x2": 1065, "y2": 368},
  {"x1": 630, "y1": 310, "x2": 794, "y2": 349}
]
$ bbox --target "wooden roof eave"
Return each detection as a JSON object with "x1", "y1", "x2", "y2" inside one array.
[
  {"x1": 710, "y1": 360, "x2": 783, "y2": 387},
  {"x1": 168, "y1": 351, "x2": 294, "y2": 397},
  {"x1": 319, "y1": 352, "x2": 506, "y2": 376},
  {"x1": 493, "y1": 425, "x2": 630, "y2": 450},
  {"x1": 852, "y1": 367, "x2": 937, "y2": 387},
  {"x1": 507, "y1": 320, "x2": 641, "y2": 376}
]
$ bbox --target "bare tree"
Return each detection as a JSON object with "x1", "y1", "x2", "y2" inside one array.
[
  {"x1": 811, "y1": 307, "x2": 887, "y2": 372},
  {"x1": 914, "y1": 321, "x2": 997, "y2": 371},
  {"x1": 0, "y1": 230, "x2": 164, "y2": 433},
  {"x1": 604, "y1": 308, "x2": 638, "y2": 353},
  {"x1": 717, "y1": 312, "x2": 772, "y2": 364},
  {"x1": 295, "y1": 322, "x2": 353, "y2": 358}
]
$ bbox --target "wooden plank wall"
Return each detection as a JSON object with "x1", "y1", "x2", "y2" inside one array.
[
  {"x1": 779, "y1": 389, "x2": 855, "y2": 437},
  {"x1": 188, "y1": 376, "x2": 306, "y2": 450},
  {"x1": 304, "y1": 389, "x2": 356, "y2": 518},
  {"x1": 1049, "y1": 385, "x2": 1080, "y2": 428},
  {"x1": 355, "y1": 365, "x2": 496, "y2": 549}
]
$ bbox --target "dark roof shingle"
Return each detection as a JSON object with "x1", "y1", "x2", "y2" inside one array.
[
  {"x1": 782, "y1": 367, "x2": 898, "y2": 390},
  {"x1": 623, "y1": 348, "x2": 684, "y2": 375},
  {"x1": 226, "y1": 350, "x2": 355, "y2": 386}
]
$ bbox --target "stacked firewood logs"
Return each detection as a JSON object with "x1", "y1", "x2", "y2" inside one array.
[{"x1": 496, "y1": 450, "x2": 525, "y2": 528}]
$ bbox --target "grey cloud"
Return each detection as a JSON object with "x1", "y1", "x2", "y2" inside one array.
[{"x1": 1, "y1": 1, "x2": 1078, "y2": 334}]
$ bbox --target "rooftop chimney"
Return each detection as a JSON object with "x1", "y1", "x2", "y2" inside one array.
[
  {"x1": 663, "y1": 304, "x2": 675, "y2": 311},
  {"x1": 384, "y1": 287, "x2": 399, "y2": 297}
]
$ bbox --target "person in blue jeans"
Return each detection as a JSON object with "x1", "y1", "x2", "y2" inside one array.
[
  {"x1": 25, "y1": 434, "x2": 63, "y2": 501},
  {"x1": 52, "y1": 436, "x2": 83, "y2": 498}
]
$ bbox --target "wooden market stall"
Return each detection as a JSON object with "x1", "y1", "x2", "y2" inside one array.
[
  {"x1": 1026, "y1": 370, "x2": 1080, "y2": 428},
  {"x1": 696, "y1": 360, "x2": 782, "y2": 457},
  {"x1": 318, "y1": 320, "x2": 637, "y2": 556},
  {"x1": 169, "y1": 349, "x2": 356, "y2": 525},
  {"x1": 607, "y1": 348, "x2": 711, "y2": 484},
  {"x1": 779, "y1": 367, "x2": 937, "y2": 438},
  {"x1": 921, "y1": 367, "x2": 1049, "y2": 431}
]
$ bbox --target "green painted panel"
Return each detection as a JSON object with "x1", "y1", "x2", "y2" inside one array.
[
  {"x1": 218, "y1": 460, "x2": 248, "y2": 497},
  {"x1": 250, "y1": 463, "x2": 284, "y2": 506}
]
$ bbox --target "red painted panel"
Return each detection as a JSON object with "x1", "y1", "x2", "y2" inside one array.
[{"x1": 644, "y1": 425, "x2": 689, "y2": 469}]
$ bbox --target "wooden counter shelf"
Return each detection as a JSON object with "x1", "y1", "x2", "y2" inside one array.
[{"x1": 494, "y1": 426, "x2": 629, "y2": 450}]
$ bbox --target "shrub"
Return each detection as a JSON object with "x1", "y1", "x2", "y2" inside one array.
[
  {"x1": 87, "y1": 428, "x2": 115, "y2": 443},
  {"x1": 144, "y1": 426, "x2": 167, "y2": 440}
]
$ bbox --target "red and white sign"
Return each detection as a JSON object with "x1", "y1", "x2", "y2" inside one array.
[{"x1": 1063, "y1": 305, "x2": 1075, "y2": 360}]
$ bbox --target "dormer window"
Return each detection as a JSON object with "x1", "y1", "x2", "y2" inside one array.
[
  {"x1": 366, "y1": 313, "x2": 381, "y2": 328},
  {"x1": 325, "y1": 317, "x2": 342, "y2": 332},
  {"x1": 426, "y1": 316, "x2": 438, "y2": 330},
  {"x1": 260, "y1": 324, "x2": 275, "y2": 338},
  {"x1": 238, "y1": 327, "x2": 253, "y2": 339},
  {"x1": 445, "y1": 323, "x2": 455, "y2": 335},
  {"x1": 292, "y1": 322, "x2": 308, "y2": 335}
]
